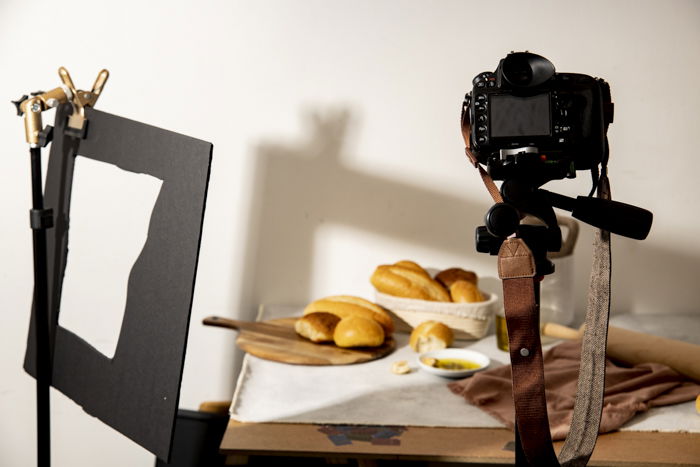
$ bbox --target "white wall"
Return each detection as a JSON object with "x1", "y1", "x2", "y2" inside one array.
[{"x1": 1, "y1": 1, "x2": 698, "y2": 465}]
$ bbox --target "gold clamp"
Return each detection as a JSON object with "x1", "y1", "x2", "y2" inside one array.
[{"x1": 14, "y1": 67, "x2": 109, "y2": 146}]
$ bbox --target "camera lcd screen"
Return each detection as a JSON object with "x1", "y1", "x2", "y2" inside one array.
[{"x1": 489, "y1": 93, "x2": 551, "y2": 137}]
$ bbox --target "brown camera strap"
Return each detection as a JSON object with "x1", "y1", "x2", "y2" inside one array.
[
  {"x1": 499, "y1": 238, "x2": 560, "y2": 465},
  {"x1": 460, "y1": 113, "x2": 503, "y2": 204},
  {"x1": 461, "y1": 113, "x2": 612, "y2": 467}
]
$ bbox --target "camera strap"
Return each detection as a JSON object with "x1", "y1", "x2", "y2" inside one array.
[
  {"x1": 461, "y1": 113, "x2": 612, "y2": 467},
  {"x1": 460, "y1": 119, "x2": 503, "y2": 203}
]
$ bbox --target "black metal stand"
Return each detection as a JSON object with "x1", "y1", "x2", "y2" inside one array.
[{"x1": 29, "y1": 145, "x2": 53, "y2": 467}]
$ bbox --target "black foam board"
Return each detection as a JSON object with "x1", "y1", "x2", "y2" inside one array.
[{"x1": 24, "y1": 104, "x2": 213, "y2": 461}]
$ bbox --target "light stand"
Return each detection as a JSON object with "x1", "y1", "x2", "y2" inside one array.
[{"x1": 13, "y1": 68, "x2": 109, "y2": 467}]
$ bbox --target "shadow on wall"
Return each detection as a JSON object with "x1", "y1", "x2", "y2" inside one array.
[
  {"x1": 232, "y1": 107, "x2": 699, "y2": 369},
  {"x1": 236, "y1": 107, "x2": 492, "y2": 319},
  {"x1": 611, "y1": 239, "x2": 700, "y2": 315}
]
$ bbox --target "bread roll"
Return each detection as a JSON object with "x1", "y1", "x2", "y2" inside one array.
[
  {"x1": 435, "y1": 267, "x2": 478, "y2": 288},
  {"x1": 409, "y1": 321, "x2": 454, "y2": 353},
  {"x1": 303, "y1": 295, "x2": 394, "y2": 334},
  {"x1": 449, "y1": 280, "x2": 485, "y2": 303},
  {"x1": 393, "y1": 260, "x2": 431, "y2": 279},
  {"x1": 333, "y1": 316, "x2": 385, "y2": 348},
  {"x1": 294, "y1": 312, "x2": 341, "y2": 343},
  {"x1": 371, "y1": 265, "x2": 450, "y2": 302}
]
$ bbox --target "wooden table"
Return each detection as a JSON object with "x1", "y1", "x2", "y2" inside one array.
[
  {"x1": 220, "y1": 420, "x2": 700, "y2": 466},
  {"x1": 219, "y1": 310, "x2": 700, "y2": 466}
]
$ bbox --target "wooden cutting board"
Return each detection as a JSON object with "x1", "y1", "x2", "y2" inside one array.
[{"x1": 203, "y1": 316, "x2": 395, "y2": 365}]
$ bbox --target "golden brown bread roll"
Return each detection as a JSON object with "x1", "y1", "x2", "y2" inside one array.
[
  {"x1": 303, "y1": 295, "x2": 394, "y2": 334},
  {"x1": 449, "y1": 280, "x2": 486, "y2": 303},
  {"x1": 393, "y1": 260, "x2": 431, "y2": 278},
  {"x1": 409, "y1": 321, "x2": 454, "y2": 353},
  {"x1": 294, "y1": 312, "x2": 341, "y2": 343},
  {"x1": 371, "y1": 265, "x2": 450, "y2": 302},
  {"x1": 333, "y1": 316, "x2": 385, "y2": 348},
  {"x1": 435, "y1": 267, "x2": 478, "y2": 288}
]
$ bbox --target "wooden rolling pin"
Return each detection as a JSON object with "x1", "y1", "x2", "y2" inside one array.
[{"x1": 542, "y1": 322, "x2": 700, "y2": 383}]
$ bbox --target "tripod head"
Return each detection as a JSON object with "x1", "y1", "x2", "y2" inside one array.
[{"x1": 475, "y1": 179, "x2": 653, "y2": 276}]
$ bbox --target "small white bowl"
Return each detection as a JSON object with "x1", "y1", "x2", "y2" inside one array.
[{"x1": 417, "y1": 348, "x2": 490, "y2": 378}]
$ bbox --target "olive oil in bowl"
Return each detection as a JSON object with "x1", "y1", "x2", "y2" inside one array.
[{"x1": 418, "y1": 348, "x2": 490, "y2": 378}]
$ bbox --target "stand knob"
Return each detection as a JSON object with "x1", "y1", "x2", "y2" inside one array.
[
  {"x1": 12, "y1": 95, "x2": 28, "y2": 116},
  {"x1": 485, "y1": 202, "x2": 520, "y2": 238},
  {"x1": 475, "y1": 226, "x2": 503, "y2": 254}
]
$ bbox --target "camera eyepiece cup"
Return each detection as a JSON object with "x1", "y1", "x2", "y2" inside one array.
[{"x1": 501, "y1": 52, "x2": 555, "y2": 88}]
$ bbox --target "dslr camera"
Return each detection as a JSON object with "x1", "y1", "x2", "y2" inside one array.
[{"x1": 464, "y1": 52, "x2": 614, "y2": 182}]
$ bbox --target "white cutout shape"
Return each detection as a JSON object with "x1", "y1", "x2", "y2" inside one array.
[{"x1": 58, "y1": 156, "x2": 163, "y2": 359}]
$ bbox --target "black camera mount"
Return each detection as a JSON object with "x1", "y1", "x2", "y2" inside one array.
[
  {"x1": 475, "y1": 178, "x2": 653, "y2": 277},
  {"x1": 476, "y1": 180, "x2": 560, "y2": 277}
]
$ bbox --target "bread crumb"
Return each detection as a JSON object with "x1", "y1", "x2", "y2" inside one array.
[
  {"x1": 391, "y1": 360, "x2": 411, "y2": 375},
  {"x1": 420, "y1": 356, "x2": 437, "y2": 367}
]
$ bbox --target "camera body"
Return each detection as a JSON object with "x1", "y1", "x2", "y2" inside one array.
[{"x1": 465, "y1": 52, "x2": 613, "y2": 182}]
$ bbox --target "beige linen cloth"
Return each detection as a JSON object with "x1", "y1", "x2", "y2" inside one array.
[{"x1": 449, "y1": 340, "x2": 700, "y2": 440}]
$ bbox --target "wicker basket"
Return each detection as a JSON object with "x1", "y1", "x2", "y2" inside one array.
[{"x1": 375, "y1": 291, "x2": 498, "y2": 340}]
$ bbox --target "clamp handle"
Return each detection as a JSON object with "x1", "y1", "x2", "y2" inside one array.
[{"x1": 59, "y1": 67, "x2": 109, "y2": 133}]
